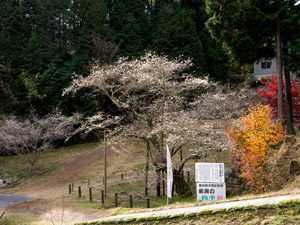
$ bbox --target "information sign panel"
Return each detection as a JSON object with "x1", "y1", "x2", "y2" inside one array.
[
  {"x1": 195, "y1": 163, "x2": 224, "y2": 183},
  {"x1": 196, "y1": 183, "x2": 226, "y2": 201}
]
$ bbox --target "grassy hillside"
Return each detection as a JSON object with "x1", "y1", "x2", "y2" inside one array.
[{"x1": 1, "y1": 133, "x2": 300, "y2": 224}]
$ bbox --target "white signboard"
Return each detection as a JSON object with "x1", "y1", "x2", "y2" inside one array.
[
  {"x1": 196, "y1": 183, "x2": 226, "y2": 201},
  {"x1": 195, "y1": 163, "x2": 224, "y2": 183}
]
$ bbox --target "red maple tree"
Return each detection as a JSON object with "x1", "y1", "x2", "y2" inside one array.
[{"x1": 257, "y1": 75, "x2": 300, "y2": 125}]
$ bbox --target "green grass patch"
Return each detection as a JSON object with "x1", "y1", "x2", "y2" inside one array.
[
  {"x1": 151, "y1": 194, "x2": 198, "y2": 207},
  {"x1": 134, "y1": 163, "x2": 154, "y2": 171},
  {"x1": 0, "y1": 215, "x2": 31, "y2": 225},
  {"x1": 75, "y1": 200, "x2": 105, "y2": 210},
  {"x1": 0, "y1": 142, "x2": 100, "y2": 182}
]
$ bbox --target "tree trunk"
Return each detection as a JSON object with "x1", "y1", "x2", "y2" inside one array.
[
  {"x1": 284, "y1": 68, "x2": 295, "y2": 135},
  {"x1": 180, "y1": 147, "x2": 182, "y2": 162},
  {"x1": 156, "y1": 169, "x2": 161, "y2": 197},
  {"x1": 172, "y1": 153, "x2": 206, "y2": 197},
  {"x1": 276, "y1": 2, "x2": 284, "y2": 125},
  {"x1": 173, "y1": 168, "x2": 192, "y2": 198},
  {"x1": 152, "y1": 152, "x2": 166, "y2": 198},
  {"x1": 29, "y1": 164, "x2": 33, "y2": 173}
]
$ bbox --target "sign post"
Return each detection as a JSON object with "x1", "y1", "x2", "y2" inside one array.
[{"x1": 195, "y1": 163, "x2": 226, "y2": 201}]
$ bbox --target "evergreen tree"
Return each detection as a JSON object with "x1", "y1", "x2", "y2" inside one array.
[
  {"x1": 106, "y1": 0, "x2": 149, "y2": 57},
  {"x1": 0, "y1": 57, "x2": 19, "y2": 114},
  {"x1": 24, "y1": 0, "x2": 74, "y2": 113},
  {"x1": 0, "y1": 0, "x2": 100, "y2": 115},
  {"x1": 153, "y1": 2, "x2": 206, "y2": 75},
  {"x1": 71, "y1": 0, "x2": 110, "y2": 75},
  {"x1": 281, "y1": 1, "x2": 300, "y2": 74},
  {"x1": 181, "y1": 0, "x2": 230, "y2": 82},
  {"x1": 0, "y1": 0, "x2": 34, "y2": 113},
  {"x1": 206, "y1": 0, "x2": 275, "y2": 65},
  {"x1": 151, "y1": 0, "x2": 229, "y2": 82}
]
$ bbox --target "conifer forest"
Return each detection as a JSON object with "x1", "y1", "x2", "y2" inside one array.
[{"x1": 0, "y1": 0, "x2": 299, "y2": 117}]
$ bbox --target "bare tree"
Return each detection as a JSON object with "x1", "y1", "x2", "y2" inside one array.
[{"x1": 0, "y1": 110, "x2": 82, "y2": 172}]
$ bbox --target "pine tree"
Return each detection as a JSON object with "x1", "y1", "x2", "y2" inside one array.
[
  {"x1": 151, "y1": 0, "x2": 229, "y2": 82},
  {"x1": 0, "y1": 0, "x2": 34, "y2": 113},
  {"x1": 153, "y1": 2, "x2": 206, "y2": 75},
  {"x1": 181, "y1": 0, "x2": 230, "y2": 82},
  {"x1": 106, "y1": 0, "x2": 149, "y2": 57}
]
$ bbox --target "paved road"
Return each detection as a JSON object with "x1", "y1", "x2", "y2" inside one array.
[
  {"x1": 0, "y1": 194, "x2": 34, "y2": 208},
  {"x1": 77, "y1": 193, "x2": 300, "y2": 224}
]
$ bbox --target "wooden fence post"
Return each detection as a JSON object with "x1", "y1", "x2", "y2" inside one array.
[
  {"x1": 147, "y1": 198, "x2": 150, "y2": 208},
  {"x1": 89, "y1": 188, "x2": 92, "y2": 202},
  {"x1": 69, "y1": 184, "x2": 71, "y2": 194},
  {"x1": 129, "y1": 195, "x2": 133, "y2": 208},
  {"x1": 78, "y1": 186, "x2": 81, "y2": 198},
  {"x1": 101, "y1": 190, "x2": 104, "y2": 204},
  {"x1": 115, "y1": 193, "x2": 118, "y2": 207}
]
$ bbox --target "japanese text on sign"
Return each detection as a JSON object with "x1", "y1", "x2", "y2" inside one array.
[
  {"x1": 196, "y1": 183, "x2": 226, "y2": 202},
  {"x1": 195, "y1": 163, "x2": 224, "y2": 183}
]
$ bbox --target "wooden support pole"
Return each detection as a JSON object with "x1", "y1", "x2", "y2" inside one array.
[
  {"x1": 104, "y1": 131, "x2": 107, "y2": 199},
  {"x1": 69, "y1": 184, "x2": 71, "y2": 194},
  {"x1": 145, "y1": 141, "x2": 150, "y2": 196},
  {"x1": 78, "y1": 186, "x2": 81, "y2": 198}
]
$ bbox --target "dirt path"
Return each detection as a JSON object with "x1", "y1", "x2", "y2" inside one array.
[{"x1": 2, "y1": 144, "x2": 126, "y2": 225}]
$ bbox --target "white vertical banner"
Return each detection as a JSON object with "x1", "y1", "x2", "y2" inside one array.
[{"x1": 166, "y1": 144, "x2": 173, "y2": 199}]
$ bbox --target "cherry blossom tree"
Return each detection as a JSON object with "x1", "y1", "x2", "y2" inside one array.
[
  {"x1": 63, "y1": 52, "x2": 211, "y2": 196},
  {"x1": 148, "y1": 84, "x2": 261, "y2": 197},
  {"x1": 63, "y1": 52, "x2": 259, "y2": 197},
  {"x1": 0, "y1": 110, "x2": 82, "y2": 172}
]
